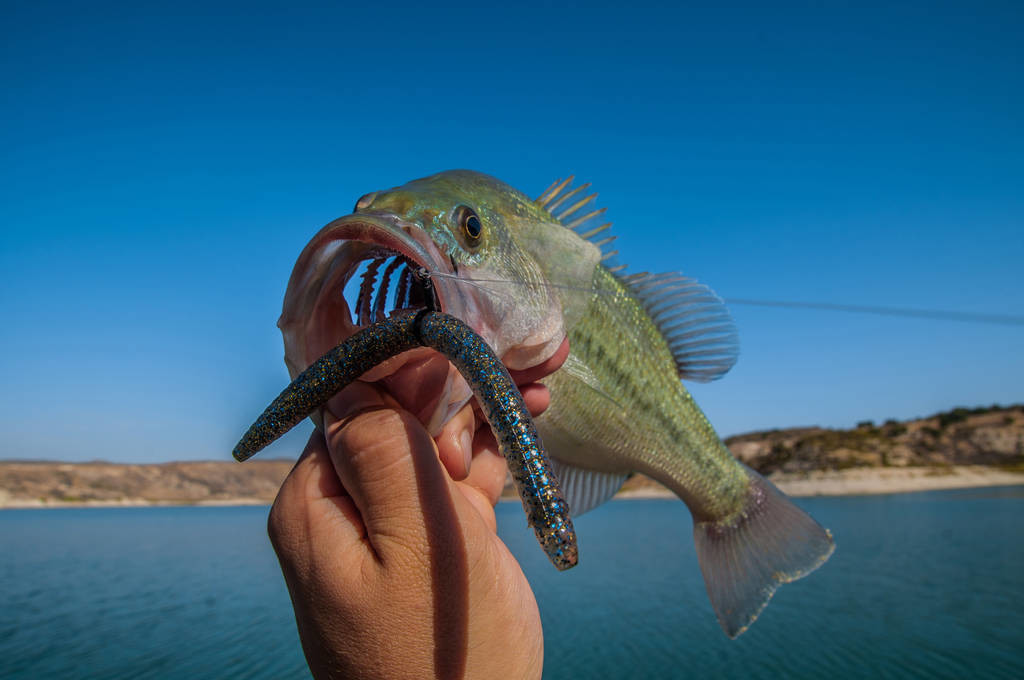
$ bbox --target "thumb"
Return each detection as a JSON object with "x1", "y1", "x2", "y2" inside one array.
[{"x1": 324, "y1": 383, "x2": 459, "y2": 562}]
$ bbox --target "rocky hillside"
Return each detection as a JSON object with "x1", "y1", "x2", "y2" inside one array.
[{"x1": 727, "y1": 404, "x2": 1024, "y2": 474}]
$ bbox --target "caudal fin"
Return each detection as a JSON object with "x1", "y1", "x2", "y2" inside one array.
[{"x1": 693, "y1": 464, "x2": 834, "y2": 638}]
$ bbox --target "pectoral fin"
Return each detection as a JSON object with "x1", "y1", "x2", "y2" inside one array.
[{"x1": 560, "y1": 351, "x2": 625, "y2": 411}]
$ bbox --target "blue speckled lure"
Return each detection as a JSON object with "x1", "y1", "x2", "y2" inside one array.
[{"x1": 233, "y1": 306, "x2": 578, "y2": 571}]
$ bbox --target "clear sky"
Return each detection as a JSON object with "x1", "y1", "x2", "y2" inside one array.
[{"x1": 2, "y1": 1, "x2": 1022, "y2": 462}]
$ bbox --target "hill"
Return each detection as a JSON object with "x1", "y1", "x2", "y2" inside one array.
[
  {"x1": 726, "y1": 404, "x2": 1023, "y2": 472},
  {"x1": 0, "y1": 460, "x2": 292, "y2": 508}
]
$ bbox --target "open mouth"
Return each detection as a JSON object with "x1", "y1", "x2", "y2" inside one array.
[
  {"x1": 342, "y1": 247, "x2": 435, "y2": 327},
  {"x1": 282, "y1": 211, "x2": 451, "y2": 353},
  {"x1": 333, "y1": 243, "x2": 472, "y2": 433},
  {"x1": 278, "y1": 213, "x2": 474, "y2": 434}
]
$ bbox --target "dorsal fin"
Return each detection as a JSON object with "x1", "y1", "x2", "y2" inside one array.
[
  {"x1": 620, "y1": 272, "x2": 739, "y2": 382},
  {"x1": 536, "y1": 177, "x2": 738, "y2": 381},
  {"x1": 536, "y1": 176, "x2": 617, "y2": 263}
]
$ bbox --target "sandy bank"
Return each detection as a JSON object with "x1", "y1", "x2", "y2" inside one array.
[
  {"x1": 769, "y1": 465, "x2": 1024, "y2": 497},
  {"x1": 614, "y1": 465, "x2": 1024, "y2": 500}
]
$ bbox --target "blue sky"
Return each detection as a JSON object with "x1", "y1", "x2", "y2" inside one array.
[{"x1": 2, "y1": 1, "x2": 1021, "y2": 462}]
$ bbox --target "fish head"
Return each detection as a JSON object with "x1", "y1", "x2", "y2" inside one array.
[{"x1": 279, "y1": 170, "x2": 601, "y2": 433}]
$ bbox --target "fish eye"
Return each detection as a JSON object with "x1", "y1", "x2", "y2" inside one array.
[{"x1": 455, "y1": 205, "x2": 483, "y2": 246}]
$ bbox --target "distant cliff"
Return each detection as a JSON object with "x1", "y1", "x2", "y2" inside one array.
[{"x1": 2, "y1": 406, "x2": 1022, "y2": 507}]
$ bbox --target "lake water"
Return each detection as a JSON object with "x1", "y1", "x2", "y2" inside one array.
[{"x1": 2, "y1": 488, "x2": 1022, "y2": 679}]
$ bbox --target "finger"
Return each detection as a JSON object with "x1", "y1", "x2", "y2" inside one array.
[
  {"x1": 470, "y1": 381, "x2": 551, "y2": 424},
  {"x1": 434, "y1": 401, "x2": 476, "y2": 481},
  {"x1": 323, "y1": 397, "x2": 450, "y2": 561},
  {"x1": 455, "y1": 432, "x2": 506, "y2": 534},
  {"x1": 268, "y1": 431, "x2": 365, "y2": 565},
  {"x1": 283, "y1": 429, "x2": 347, "y2": 501},
  {"x1": 463, "y1": 427, "x2": 508, "y2": 509},
  {"x1": 326, "y1": 379, "x2": 402, "y2": 423},
  {"x1": 520, "y1": 383, "x2": 550, "y2": 417}
]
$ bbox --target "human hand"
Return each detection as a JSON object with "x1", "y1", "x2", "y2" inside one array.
[{"x1": 268, "y1": 341, "x2": 569, "y2": 680}]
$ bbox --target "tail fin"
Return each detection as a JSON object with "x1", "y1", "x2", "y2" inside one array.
[{"x1": 693, "y1": 464, "x2": 834, "y2": 638}]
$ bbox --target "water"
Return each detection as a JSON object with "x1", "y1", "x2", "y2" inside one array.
[{"x1": 1, "y1": 488, "x2": 1022, "y2": 679}]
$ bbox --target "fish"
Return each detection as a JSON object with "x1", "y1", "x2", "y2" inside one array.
[
  {"x1": 274, "y1": 170, "x2": 834, "y2": 637},
  {"x1": 234, "y1": 307, "x2": 579, "y2": 571}
]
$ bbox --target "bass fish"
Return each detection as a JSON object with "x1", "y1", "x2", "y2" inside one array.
[{"x1": 276, "y1": 170, "x2": 834, "y2": 637}]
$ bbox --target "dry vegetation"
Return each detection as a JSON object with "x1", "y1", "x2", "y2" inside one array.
[{"x1": 727, "y1": 404, "x2": 1024, "y2": 473}]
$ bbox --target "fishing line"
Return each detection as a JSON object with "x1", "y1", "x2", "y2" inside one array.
[
  {"x1": 425, "y1": 270, "x2": 526, "y2": 300},
  {"x1": 426, "y1": 270, "x2": 1024, "y2": 326},
  {"x1": 723, "y1": 299, "x2": 1024, "y2": 326},
  {"x1": 426, "y1": 270, "x2": 619, "y2": 295}
]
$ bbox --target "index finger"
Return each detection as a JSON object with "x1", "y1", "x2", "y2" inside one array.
[{"x1": 323, "y1": 384, "x2": 460, "y2": 563}]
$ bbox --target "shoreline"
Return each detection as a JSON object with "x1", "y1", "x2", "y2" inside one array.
[
  {"x1": 3, "y1": 465, "x2": 1021, "y2": 509},
  {"x1": 770, "y1": 465, "x2": 1024, "y2": 497},
  {"x1": 0, "y1": 496, "x2": 274, "y2": 510},
  {"x1": 615, "y1": 465, "x2": 1024, "y2": 499}
]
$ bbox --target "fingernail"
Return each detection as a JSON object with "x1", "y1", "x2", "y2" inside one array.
[{"x1": 460, "y1": 429, "x2": 473, "y2": 473}]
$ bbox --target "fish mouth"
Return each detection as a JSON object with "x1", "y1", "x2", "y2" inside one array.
[{"x1": 279, "y1": 212, "x2": 474, "y2": 434}]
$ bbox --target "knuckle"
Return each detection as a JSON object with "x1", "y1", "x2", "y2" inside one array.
[
  {"x1": 266, "y1": 498, "x2": 295, "y2": 552},
  {"x1": 334, "y1": 409, "x2": 432, "y2": 476}
]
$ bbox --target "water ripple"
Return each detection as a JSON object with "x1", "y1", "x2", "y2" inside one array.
[{"x1": 2, "y1": 490, "x2": 1023, "y2": 679}]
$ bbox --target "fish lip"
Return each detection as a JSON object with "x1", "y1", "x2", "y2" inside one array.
[{"x1": 314, "y1": 211, "x2": 448, "y2": 311}]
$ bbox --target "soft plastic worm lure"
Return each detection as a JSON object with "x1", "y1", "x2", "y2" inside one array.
[{"x1": 233, "y1": 300, "x2": 578, "y2": 570}]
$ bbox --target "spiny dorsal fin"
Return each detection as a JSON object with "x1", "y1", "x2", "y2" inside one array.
[
  {"x1": 620, "y1": 272, "x2": 739, "y2": 382},
  {"x1": 536, "y1": 176, "x2": 617, "y2": 263}
]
